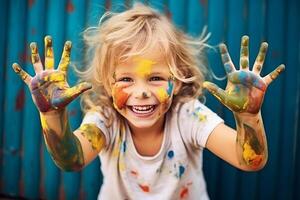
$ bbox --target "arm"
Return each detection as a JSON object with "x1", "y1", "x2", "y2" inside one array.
[
  {"x1": 12, "y1": 36, "x2": 105, "y2": 171},
  {"x1": 204, "y1": 36, "x2": 284, "y2": 171}
]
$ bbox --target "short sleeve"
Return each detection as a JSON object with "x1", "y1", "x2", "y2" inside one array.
[
  {"x1": 81, "y1": 112, "x2": 114, "y2": 149},
  {"x1": 177, "y1": 99, "x2": 224, "y2": 148}
]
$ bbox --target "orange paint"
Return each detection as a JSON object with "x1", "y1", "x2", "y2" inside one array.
[
  {"x1": 112, "y1": 85, "x2": 129, "y2": 109},
  {"x1": 139, "y1": 184, "x2": 150, "y2": 192}
]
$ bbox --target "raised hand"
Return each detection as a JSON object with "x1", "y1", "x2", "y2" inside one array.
[
  {"x1": 12, "y1": 36, "x2": 92, "y2": 112},
  {"x1": 203, "y1": 35, "x2": 285, "y2": 114}
]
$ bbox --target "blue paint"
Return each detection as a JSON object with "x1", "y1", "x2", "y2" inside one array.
[
  {"x1": 167, "y1": 80, "x2": 174, "y2": 96},
  {"x1": 179, "y1": 165, "x2": 185, "y2": 178},
  {"x1": 167, "y1": 150, "x2": 174, "y2": 159}
]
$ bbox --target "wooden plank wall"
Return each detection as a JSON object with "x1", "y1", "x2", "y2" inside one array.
[{"x1": 0, "y1": 0, "x2": 299, "y2": 199}]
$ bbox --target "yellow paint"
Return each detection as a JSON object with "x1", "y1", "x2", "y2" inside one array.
[
  {"x1": 156, "y1": 87, "x2": 169, "y2": 103},
  {"x1": 134, "y1": 57, "x2": 156, "y2": 77},
  {"x1": 59, "y1": 41, "x2": 71, "y2": 71},
  {"x1": 196, "y1": 113, "x2": 207, "y2": 121},
  {"x1": 79, "y1": 124, "x2": 105, "y2": 151},
  {"x1": 242, "y1": 141, "x2": 262, "y2": 166},
  {"x1": 45, "y1": 73, "x2": 65, "y2": 82},
  {"x1": 40, "y1": 114, "x2": 49, "y2": 131},
  {"x1": 45, "y1": 36, "x2": 54, "y2": 69}
]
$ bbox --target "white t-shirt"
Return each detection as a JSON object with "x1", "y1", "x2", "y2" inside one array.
[{"x1": 81, "y1": 99, "x2": 223, "y2": 200}]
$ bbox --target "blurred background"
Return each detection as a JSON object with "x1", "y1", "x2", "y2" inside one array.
[{"x1": 0, "y1": 0, "x2": 299, "y2": 199}]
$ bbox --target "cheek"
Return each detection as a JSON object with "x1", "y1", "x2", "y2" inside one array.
[
  {"x1": 112, "y1": 85, "x2": 130, "y2": 110},
  {"x1": 155, "y1": 80, "x2": 174, "y2": 104}
]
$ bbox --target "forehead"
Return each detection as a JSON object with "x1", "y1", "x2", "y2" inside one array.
[{"x1": 115, "y1": 54, "x2": 170, "y2": 74}]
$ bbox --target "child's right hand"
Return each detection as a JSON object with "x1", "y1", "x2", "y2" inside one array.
[{"x1": 12, "y1": 36, "x2": 92, "y2": 113}]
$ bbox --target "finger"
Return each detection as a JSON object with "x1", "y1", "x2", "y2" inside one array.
[
  {"x1": 58, "y1": 41, "x2": 72, "y2": 73},
  {"x1": 220, "y1": 43, "x2": 236, "y2": 74},
  {"x1": 240, "y1": 35, "x2": 249, "y2": 70},
  {"x1": 263, "y1": 64, "x2": 285, "y2": 86},
  {"x1": 253, "y1": 42, "x2": 268, "y2": 74},
  {"x1": 51, "y1": 82, "x2": 92, "y2": 108},
  {"x1": 12, "y1": 63, "x2": 32, "y2": 85},
  {"x1": 44, "y1": 35, "x2": 54, "y2": 70},
  {"x1": 203, "y1": 81, "x2": 227, "y2": 103},
  {"x1": 30, "y1": 42, "x2": 43, "y2": 73}
]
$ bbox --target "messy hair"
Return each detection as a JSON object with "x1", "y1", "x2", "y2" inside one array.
[{"x1": 77, "y1": 3, "x2": 210, "y2": 126}]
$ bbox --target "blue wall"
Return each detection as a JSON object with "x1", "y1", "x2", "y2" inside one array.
[{"x1": 0, "y1": 0, "x2": 299, "y2": 199}]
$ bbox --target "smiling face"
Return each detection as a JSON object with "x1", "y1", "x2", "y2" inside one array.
[{"x1": 111, "y1": 53, "x2": 180, "y2": 132}]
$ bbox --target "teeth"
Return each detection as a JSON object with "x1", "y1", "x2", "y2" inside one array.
[{"x1": 131, "y1": 105, "x2": 155, "y2": 114}]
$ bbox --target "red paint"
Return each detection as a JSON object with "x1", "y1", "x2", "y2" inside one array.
[
  {"x1": 31, "y1": 27, "x2": 36, "y2": 35},
  {"x1": 66, "y1": 0, "x2": 74, "y2": 13},
  {"x1": 19, "y1": 48, "x2": 30, "y2": 63},
  {"x1": 200, "y1": 0, "x2": 208, "y2": 7},
  {"x1": 180, "y1": 187, "x2": 188, "y2": 199},
  {"x1": 15, "y1": 88, "x2": 25, "y2": 111},
  {"x1": 139, "y1": 184, "x2": 150, "y2": 192},
  {"x1": 28, "y1": 0, "x2": 35, "y2": 8}
]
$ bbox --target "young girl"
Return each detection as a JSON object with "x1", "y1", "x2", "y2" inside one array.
[{"x1": 12, "y1": 3, "x2": 284, "y2": 200}]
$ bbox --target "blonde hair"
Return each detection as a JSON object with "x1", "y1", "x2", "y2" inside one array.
[{"x1": 78, "y1": 3, "x2": 210, "y2": 126}]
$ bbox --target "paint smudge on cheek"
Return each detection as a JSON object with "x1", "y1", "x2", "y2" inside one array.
[
  {"x1": 156, "y1": 80, "x2": 174, "y2": 103},
  {"x1": 156, "y1": 88, "x2": 169, "y2": 103},
  {"x1": 112, "y1": 84, "x2": 130, "y2": 110}
]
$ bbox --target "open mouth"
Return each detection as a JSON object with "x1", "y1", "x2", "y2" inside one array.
[{"x1": 128, "y1": 105, "x2": 157, "y2": 115}]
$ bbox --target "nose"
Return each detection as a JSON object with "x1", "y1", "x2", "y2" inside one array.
[{"x1": 132, "y1": 84, "x2": 152, "y2": 99}]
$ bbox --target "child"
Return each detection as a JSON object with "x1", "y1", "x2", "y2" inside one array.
[{"x1": 12, "y1": 3, "x2": 284, "y2": 200}]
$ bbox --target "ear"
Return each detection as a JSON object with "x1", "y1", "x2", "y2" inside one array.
[{"x1": 173, "y1": 80, "x2": 182, "y2": 95}]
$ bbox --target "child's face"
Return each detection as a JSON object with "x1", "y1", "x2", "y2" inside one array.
[{"x1": 111, "y1": 54, "x2": 179, "y2": 131}]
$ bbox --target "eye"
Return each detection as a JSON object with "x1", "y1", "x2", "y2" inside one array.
[
  {"x1": 118, "y1": 77, "x2": 133, "y2": 82},
  {"x1": 149, "y1": 76, "x2": 165, "y2": 81}
]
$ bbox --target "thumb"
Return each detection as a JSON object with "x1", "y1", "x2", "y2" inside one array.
[
  {"x1": 203, "y1": 81, "x2": 227, "y2": 103},
  {"x1": 52, "y1": 82, "x2": 92, "y2": 109}
]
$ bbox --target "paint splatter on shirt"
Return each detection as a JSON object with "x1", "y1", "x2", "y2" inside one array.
[{"x1": 81, "y1": 99, "x2": 223, "y2": 199}]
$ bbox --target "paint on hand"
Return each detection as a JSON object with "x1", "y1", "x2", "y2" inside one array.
[
  {"x1": 12, "y1": 63, "x2": 29, "y2": 81},
  {"x1": 44, "y1": 36, "x2": 54, "y2": 69},
  {"x1": 59, "y1": 41, "x2": 71, "y2": 72},
  {"x1": 112, "y1": 84, "x2": 129, "y2": 110},
  {"x1": 134, "y1": 57, "x2": 156, "y2": 77},
  {"x1": 79, "y1": 124, "x2": 106, "y2": 152},
  {"x1": 30, "y1": 42, "x2": 40, "y2": 64}
]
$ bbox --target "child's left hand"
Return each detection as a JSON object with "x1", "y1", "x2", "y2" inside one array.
[{"x1": 203, "y1": 35, "x2": 285, "y2": 114}]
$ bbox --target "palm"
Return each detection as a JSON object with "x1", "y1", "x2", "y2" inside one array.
[
  {"x1": 203, "y1": 36, "x2": 284, "y2": 114},
  {"x1": 12, "y1": 36, "x2": 91, "y2": 112}
]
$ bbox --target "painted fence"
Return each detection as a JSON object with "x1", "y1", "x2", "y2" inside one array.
[{"x1": 0, "y1": 0, "x2": 299, "y2": 199}]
